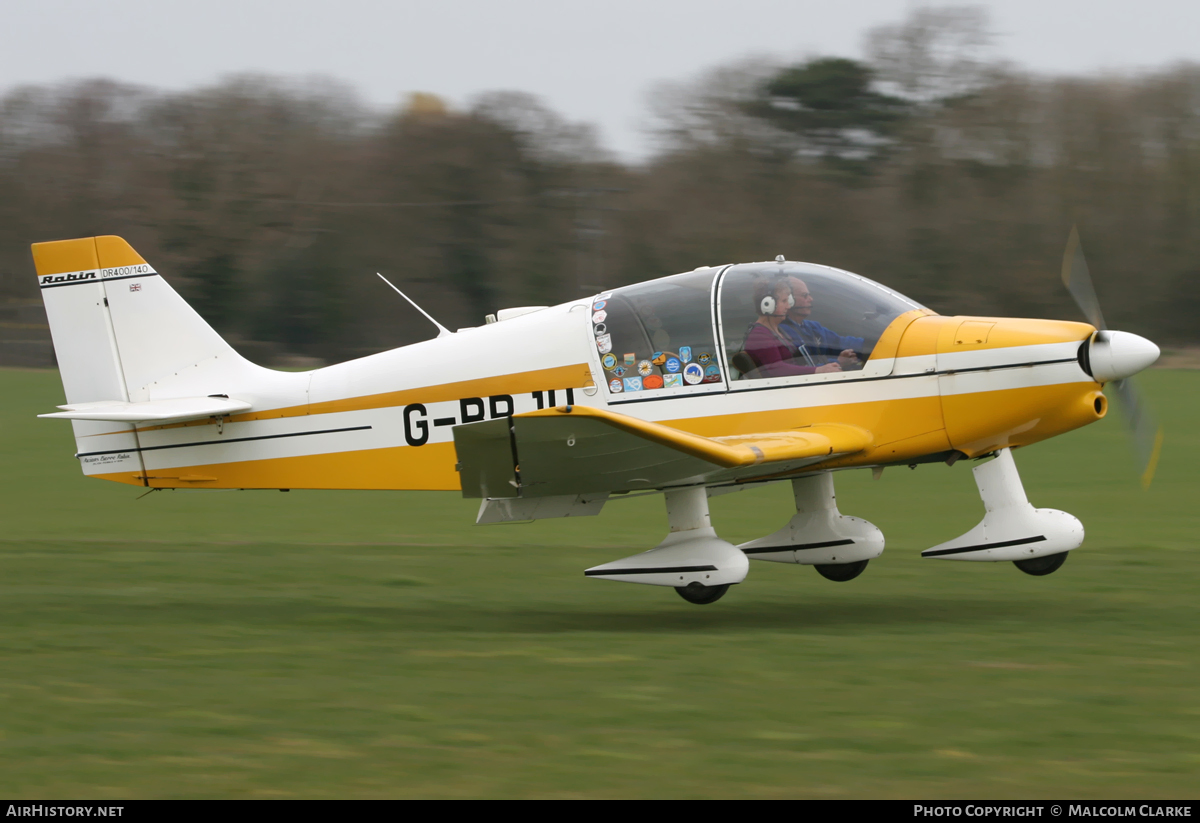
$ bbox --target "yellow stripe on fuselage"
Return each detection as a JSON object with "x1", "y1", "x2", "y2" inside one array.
[{"x1": 105, "y1": 442, "x2": 462, "y2": 490}]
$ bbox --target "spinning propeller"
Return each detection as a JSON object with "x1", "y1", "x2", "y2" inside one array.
[{"x1": 1061, "y1": 227, "x2": 1164, "y2": 488}]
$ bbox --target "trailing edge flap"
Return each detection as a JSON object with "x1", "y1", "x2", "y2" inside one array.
[
  {"x1": 453, "y1": 404, "x2": 871, "y2": 499},
  {"x1": 38, "y1": 396, "x2": 252, "y2": 423}
]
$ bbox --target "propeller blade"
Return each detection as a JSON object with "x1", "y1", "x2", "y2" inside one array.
[
  {"x1": 1111, "y1": 376, "x2": 1164, "y2": 489},
  {"x1": 1061, "y1": 226, "x2": 1107, "y2": 330},
  {"x1": 1059, "y1": 228, "x2": 1160, "y2": 487}
]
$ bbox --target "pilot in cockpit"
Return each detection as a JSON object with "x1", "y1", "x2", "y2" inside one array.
[
  {"x1": 780, "y1": 276, "x2": 864, "y2": 371},
  {"x1": 742, "y1": 278, "x2": 844, "y2": 377}
]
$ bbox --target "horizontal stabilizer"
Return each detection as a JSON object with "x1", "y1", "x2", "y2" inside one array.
[{"x1": 39, "y1": 396, "x2": 251, "y2": 423}]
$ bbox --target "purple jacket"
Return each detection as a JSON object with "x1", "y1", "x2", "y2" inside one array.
[{"x1": 742, "y1": 324, "x2": 817, "y2": 376}]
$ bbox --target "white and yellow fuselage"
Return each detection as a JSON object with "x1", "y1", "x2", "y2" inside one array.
[{"x1": 33, "y1": 236, "x2": 1108, "y2": 494}]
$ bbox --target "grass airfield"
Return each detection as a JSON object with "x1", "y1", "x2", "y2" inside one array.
[{"x1": 0, "y1": 367, "x2": 1197, "y2": 799}]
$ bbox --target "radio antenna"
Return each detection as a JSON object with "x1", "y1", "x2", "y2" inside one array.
[{"x1": 376, "y1": 273, "x2": 452, "y2": 338}]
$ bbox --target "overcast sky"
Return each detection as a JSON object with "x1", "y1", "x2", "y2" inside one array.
[{"x1": 3, "y1": 0, "x2": 1198, "y2": 158}]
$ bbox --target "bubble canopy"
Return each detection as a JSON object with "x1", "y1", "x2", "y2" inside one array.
[
  {"x1": 718, "y1": 263, "x2": 924, "y2": 381},
  {"x1": 589, "y1": 263, "x2": 924, "y2": 397}
]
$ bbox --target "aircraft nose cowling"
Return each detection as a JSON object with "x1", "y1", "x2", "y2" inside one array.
[{"x1": 1089, "y1": 331, "x2": 1160, "y2": 382}]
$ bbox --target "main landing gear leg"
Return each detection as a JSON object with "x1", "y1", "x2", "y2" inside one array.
[
  {"x1": 583, "y1": 486, "x2": 749, "y2": 604},
  {"x1": 736, "y1": 472, "x2": 885, "y2": 581}
]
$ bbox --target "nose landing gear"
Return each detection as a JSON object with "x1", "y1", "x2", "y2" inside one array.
[{"x1": 922, "y1": 449, "x2": 1083, "y2": 568}]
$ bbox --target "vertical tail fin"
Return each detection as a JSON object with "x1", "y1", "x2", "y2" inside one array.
[
  {"x1": 31, "y1": 235, "x2": 259, "y2": 484},
  {"x1": 32, "y1": 235, "x2": 245, "y2": 403}
]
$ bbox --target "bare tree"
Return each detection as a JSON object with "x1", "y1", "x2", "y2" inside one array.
[{"x1": 865, "y1": 5, "x2": 997, "y2": 106}]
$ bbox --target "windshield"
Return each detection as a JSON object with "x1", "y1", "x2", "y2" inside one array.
[
  {"x1": 718, "y1": 263, "x2": 923, "y2": 381},
  {"x1": 592, "y1": 268, "x2": 721, "y2": 396}
]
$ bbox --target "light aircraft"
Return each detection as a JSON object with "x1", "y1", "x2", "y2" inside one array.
[{"x1": 31, "y1": 233, "x2": 1161, "y2": 604}]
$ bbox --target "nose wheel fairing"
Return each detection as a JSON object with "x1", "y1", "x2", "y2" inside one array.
[{"x1": 922, "y1": 448, "x2": 1083, "y2": 562}]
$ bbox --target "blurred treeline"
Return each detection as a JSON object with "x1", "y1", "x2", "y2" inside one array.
[{"x1": 1, "y1": 7, "x2": 1197, "y2": 363}]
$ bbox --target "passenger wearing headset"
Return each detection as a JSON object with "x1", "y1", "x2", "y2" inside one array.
[{"x1": 741, "y1": 278, "x2": 844, "y2": 377}]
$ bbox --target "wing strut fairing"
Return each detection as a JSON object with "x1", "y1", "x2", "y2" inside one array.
[
  {"x1": 737, "y1": 472, "x2": 884, "y2": 568},
  {"x1": 583, "y1": 485, "x2": 748, "y2": 599}
]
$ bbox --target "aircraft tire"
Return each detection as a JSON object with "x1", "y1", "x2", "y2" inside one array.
[
  {"x1": 675, "y1": 582, "x2": 730, "y2": 605},
  {"x1": 1013, "y1": 552, "x2": 1069, "y2": 576},
  {"x1": 814, "y1": 559, "x2": 869, "y2": 582}
]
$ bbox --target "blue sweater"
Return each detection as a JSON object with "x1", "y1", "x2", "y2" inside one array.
[{"x1": 779, "y1": 319, "x2": 865, "y2": 364}]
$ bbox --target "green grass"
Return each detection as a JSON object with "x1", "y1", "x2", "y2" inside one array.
[{"x1": 1, "y1": 367, "x2": 1197, "y2": 798}]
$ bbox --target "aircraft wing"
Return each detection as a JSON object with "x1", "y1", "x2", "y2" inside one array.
[
  {"x1": 38, "y1": 396, "x2": 252, "y2": 423},
  {"x1": 454, "y1": 405, "x2": 871, "y2": 499}
]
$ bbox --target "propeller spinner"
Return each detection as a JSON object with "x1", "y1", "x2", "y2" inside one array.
[{"x1": 1061, "y1": 227, "x2": 1164, "y2": 487}]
